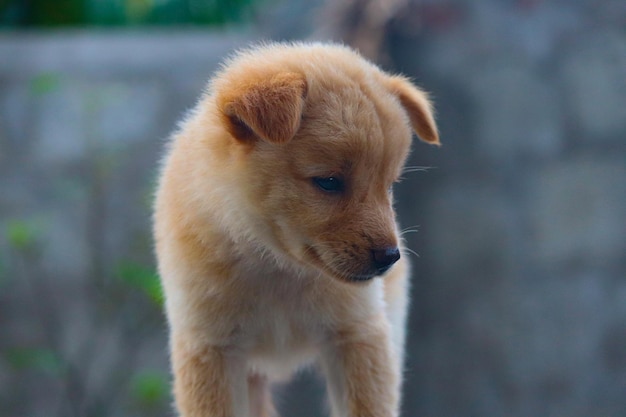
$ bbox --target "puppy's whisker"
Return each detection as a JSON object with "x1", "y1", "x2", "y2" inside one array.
[
  {"x1": 401, "y1": 247, "x2": 420, "y2": 259},
  {"x1": 402, "y1": 165, "x2": 435, "y2": 173},
  {"x1": 400, "y1": 229, "x2": 420, "y2": 237},
  {"x1": 400, "y1": 230, "x2": 419, "y2": 235},
  {"x1": 399, "y1": 225, "x2": 420, "y2": 238},
  {"x1": 401, "y1": 225, "x2": 420, "y2": 232}
]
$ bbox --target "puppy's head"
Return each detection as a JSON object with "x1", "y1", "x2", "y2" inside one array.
[{"x1": 213, "y1": 44, "x2": 439, "y2": 283}]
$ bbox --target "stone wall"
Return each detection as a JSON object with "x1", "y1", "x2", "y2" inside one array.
[
  {"x1": 380, "y1": 2, "x2": 626, "y2": 416},
  {"x1": 0, "y1": 31, "x2": 251, "y2": 417},
  {"x1": 1, "y1": 2, "x2": 625, "y2": 414}
]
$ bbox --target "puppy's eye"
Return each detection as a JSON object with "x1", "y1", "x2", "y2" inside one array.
[{"x1": 313, "y1": 177, "x2": 344, "y2": 193}]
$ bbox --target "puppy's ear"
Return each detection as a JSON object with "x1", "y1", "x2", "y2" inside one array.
[
  {"x1": 385, "y1": 76, "x2": 440, "y2": 146},
  {"x1": 218, "y1": 72, "x2": 307, "y2": 144}
]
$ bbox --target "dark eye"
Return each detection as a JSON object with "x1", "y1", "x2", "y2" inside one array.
[{"x1": 313, "y1": 177, "x2": 344, "y2": 193}]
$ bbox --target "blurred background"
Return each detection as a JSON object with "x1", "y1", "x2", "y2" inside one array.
[{"x1": 1, "y1": 0, "x2": 625, "y2": 416}]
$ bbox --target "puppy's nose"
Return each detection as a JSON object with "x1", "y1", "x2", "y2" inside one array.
[{"x1": 372, "y1": 246, "x2": 401, "y2": 274}]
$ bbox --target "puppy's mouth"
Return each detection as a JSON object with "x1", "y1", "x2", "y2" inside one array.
[
  {"x1": 302, "y1": 244, "x2": 380, "y2": 283},
  {"x1": 345, "y1": 272, "x2": 378, "y2": 282}
]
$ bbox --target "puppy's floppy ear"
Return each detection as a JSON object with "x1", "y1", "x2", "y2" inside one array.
[
  {"x1": 218, "y1": 72, "x2": 307, "y2": 144},
  {"x1": 385, "y1": 75, "x2": 440, "y2": 146}
]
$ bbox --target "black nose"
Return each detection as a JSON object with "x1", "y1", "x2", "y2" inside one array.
[{"x1": 371, "y1": 246, "x2": 401, "y2": 274}]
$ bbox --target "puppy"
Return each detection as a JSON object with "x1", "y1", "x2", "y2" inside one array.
[{"x1": 153, "y1": 42, "x2": 439, "y2": 417}]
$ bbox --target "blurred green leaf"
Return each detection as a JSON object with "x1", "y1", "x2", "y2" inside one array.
[
  {"x1": 116, "y1": 261, "x2": 164, "y2": 307},
  {"x1": 2, "y1": 0, "x2": 263, "y2": 27},
  {"x1": 5, "y1": 347, "x2": 64, "y2": 374},
  {"x1": 30, "y1": 73, "x2": 61, "y2": 95},
  {"x1": 130, "y1": 370, "x2": 169, "y2": 407},
  {"x1": 26, "y1": 0, "x2": 85, "y2": 26},
  {"x1": 6, "y1": 220, "x2": 38, "y2": 250}
]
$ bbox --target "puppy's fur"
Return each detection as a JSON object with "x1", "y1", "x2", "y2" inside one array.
[{"x1": 153, "y1": 43, "x2": 439, "y2": 417}]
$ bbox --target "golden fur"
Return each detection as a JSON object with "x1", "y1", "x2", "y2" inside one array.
[{"x1": 153, "y1": 42, "x2": 439, "y2": 417}]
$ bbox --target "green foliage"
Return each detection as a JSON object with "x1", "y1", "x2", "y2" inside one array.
[
  {"x1": 30, "y1": 73, "x2": 61, "y2": 95},
  {"x1": 1, "y1": 0, "x2": 263, "y2": 27},
  {"x1": 1, "y1": 0, "x2": 85, "y2": 26},
  {"x1": 5, "y1": 347, "x2": 64, "y2": 375},
  {"x1": 116, "y1": 261, "x2": 164, "y2": 307},
  {"x1": 5, "y1": 220, "x2": 39, "y2": 251},
  {"x1": 130, "y1": 370, "x2": 169, "y2": 408}
]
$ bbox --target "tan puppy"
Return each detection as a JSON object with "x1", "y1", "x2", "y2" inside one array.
[{"x1": 153, "y1": 42, "x2": 439, "y2": 417}]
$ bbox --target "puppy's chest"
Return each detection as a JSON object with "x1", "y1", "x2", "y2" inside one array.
[
  {"x1": 244, "y1": 285, "x2": 324, "y2": 348},
  {"x1": 235, "y1": 275, "x2": 328, "y2": 376}
]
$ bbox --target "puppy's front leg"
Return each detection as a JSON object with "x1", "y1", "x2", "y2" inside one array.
[
  {"x1": 321, "y1": 322, "x2": 400, "y2": 417},
  {"x1": 172, "y1": 335, "x2": 249, "y2": 417}
]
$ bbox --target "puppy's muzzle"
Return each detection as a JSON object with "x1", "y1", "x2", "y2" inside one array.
[
  {"x1": 349, "y1": 246, "x2": 400, "y2": 282},
  {"x1": 372, "y1": 246, "x2": 401, "y2": 275}
]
